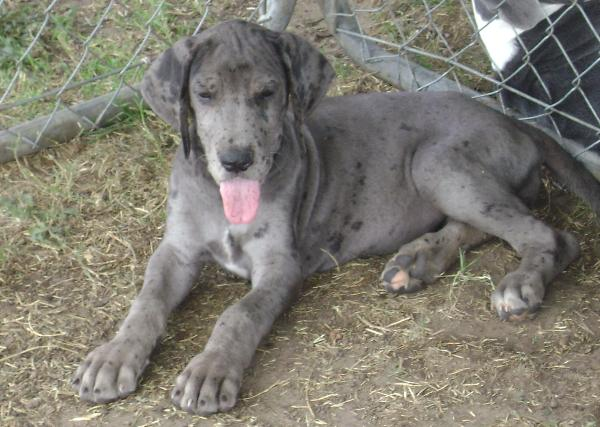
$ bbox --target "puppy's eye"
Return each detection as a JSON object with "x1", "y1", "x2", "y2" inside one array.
[
  {"x1": 198, "y1": 92, "x2": 212, "y2": 101},
  {"x1": 256, "y1": 88, "x2": 274, "y2": 100}
]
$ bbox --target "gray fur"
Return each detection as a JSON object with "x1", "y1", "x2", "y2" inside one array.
[{"x1": 72, "y1": 20, "x2": 600, "y2": 415}]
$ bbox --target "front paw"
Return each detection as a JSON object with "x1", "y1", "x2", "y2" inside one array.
[
  {"x1": 71, "y1": 338, "x2": 149, "y2": 403},
  {"x1": 171, "y1": 351, "x2": 242, "y2": 415},
  {"x1": 491, "y1": 270, "x2": 544, "y2": 321}
]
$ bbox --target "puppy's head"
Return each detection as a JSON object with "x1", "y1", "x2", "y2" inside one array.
[{"x1": 141, "y1": 20, "x2": 334, "y2": 224}]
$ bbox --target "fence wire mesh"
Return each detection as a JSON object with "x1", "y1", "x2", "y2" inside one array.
[
  {"x1": 1, "y1": 0, "x2": 600, "y2": 178},
  {"x1": 0, "y1": 0, "x2": 268, "y2": 161},
  {"x1": 320, "y1": 0, "x2": 600, "y2": 177}
]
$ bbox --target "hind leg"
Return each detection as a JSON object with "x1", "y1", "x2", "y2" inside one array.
[
  {"x1": 489, "y1": 227, "x2": 579, "y2": 320},
  {"x1": 381, "y1": 220, "x2": 490, "y2": 293},
  {"x1": 413, "y1": 156, "x2": 580, "y2": 320}
]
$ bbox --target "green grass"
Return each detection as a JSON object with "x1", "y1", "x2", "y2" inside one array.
[
  {"x1": 448, "y1": 248, "x2": 493, "y2": 289},
  {"x1": 363, "y1": 0, "x2": 494, "y2": 92},
  {"x1": 332, "y1": 58, "x2": 361, "y2": 82},
  {"x1": 0, "y1": 0, "x2": 216, "y2": 129},
  {"x1": 0, "y1": 3, "x2": 44, "y2": 70},
  {"x1": 0, "y1": 0, "x2": 223, "y2": 267},
  {"x1": 0, "y1": 163, "x2": 78, "y2": 249}
]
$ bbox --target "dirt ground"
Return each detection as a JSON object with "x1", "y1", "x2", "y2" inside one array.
[{"x1": 1, "y1": 1, "x2": 600, "y2": 426}]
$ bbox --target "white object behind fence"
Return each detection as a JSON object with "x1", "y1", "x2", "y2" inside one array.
[{"x1": 318, "y1": 0, "x2": 600, "y2": 179}]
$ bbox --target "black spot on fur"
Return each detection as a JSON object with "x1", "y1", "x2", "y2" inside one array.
[
  {"x1": 318, "y1": 54, "x2": 328, "y2": 70},
  {"x1": 351, "y1": 221, "x2": 363, "y2": 231},
  {"x1": 355, "y1": 161, "x2": 362, "y2": 169},
  {"x1": 253, "y1": 224, "x2": 269, "y2": 239},
  {"x1": 343, "y1": 214, "x2": 351, "y2": 226},
  {"x1": 327, "y1": 232, "x2": 344, "y2": 253},
  {"x1": 482, "y1": 203, "x2": 495, "y2": 214}
]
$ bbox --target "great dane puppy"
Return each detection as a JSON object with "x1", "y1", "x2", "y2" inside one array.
[{"x1": 72, "y1": 20, "x2": 600, "y2": 415}]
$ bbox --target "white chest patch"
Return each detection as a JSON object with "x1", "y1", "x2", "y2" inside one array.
[
  {"x1": 221, "y1": 229, "x2": 251, "y2": 279},
  {"x1": 473, "y1": 3, "x2": 564, "y2": 72}
]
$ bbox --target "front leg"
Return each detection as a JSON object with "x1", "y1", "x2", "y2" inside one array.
[
  {"x1": 71, "y1": 239, "x2": 207, "y2": 403},
  {"x1": 171, "y1": 253, "x2": 302, "y2": 415}
]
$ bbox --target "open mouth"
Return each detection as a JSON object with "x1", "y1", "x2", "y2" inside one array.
[
  {"x1": 219, "y1": 178, "x2": 261, "y2": 225},
  {"x1": 216, "y1": 138, "x2": 282, "y2": 225}
]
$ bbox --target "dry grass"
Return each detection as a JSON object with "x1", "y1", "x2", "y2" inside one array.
[
  {"x1": 2, "y1": 1, "x2": 600, "y2": 426},
  {"x1": 350, "y1": 0, "x2": 495, "y2": 92}
]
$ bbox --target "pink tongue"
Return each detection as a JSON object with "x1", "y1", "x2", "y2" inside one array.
[{"x1": 219, "y1": 179, "x2": 261, "y2": 224}]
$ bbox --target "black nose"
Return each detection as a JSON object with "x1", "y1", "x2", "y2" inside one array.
[{"x1": 219, "y1": 147, "x2": 254, "y2": 173}]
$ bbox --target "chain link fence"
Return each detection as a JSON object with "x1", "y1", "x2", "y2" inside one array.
[
  {"x1": 1, "y1": 0, "x2": 599, "y2": 179},
  {"x1": 319, "y1": 0, "x2": 600, "y2": 179},
  {"x1": 0, "y1": 0, "x2": 261, "y2": 162}
]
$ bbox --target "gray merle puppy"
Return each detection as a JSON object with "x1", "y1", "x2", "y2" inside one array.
[{"x1": 72, "y1": 20, "x2": 600, "y2": 415}]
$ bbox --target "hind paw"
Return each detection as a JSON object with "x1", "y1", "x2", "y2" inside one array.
[{"x1": 380, "y1": 253, "x2": 434, "y2": 294}]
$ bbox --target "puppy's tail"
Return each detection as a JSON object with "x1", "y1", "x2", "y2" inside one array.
[{"x1": 526, "y1": 124, "x2": 600, "y2": 217}]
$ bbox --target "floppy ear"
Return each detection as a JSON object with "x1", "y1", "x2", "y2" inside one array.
[
  {"x1": 141, "y1": 36, "x2": 211, "y2": 158},
  {"x1": 275, "y1": 31, "x2": 335, "y2": 122}
]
